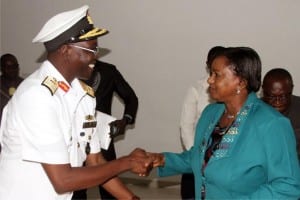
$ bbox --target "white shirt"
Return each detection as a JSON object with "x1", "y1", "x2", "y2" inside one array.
[
  {"x1": 180, "y1": 78, "x2": 212, "y2": 150},
  {"x1": 0, "y1": 61, "x2": 100, "y2": 200}
]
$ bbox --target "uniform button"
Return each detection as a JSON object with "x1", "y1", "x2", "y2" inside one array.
[
  {"x1": 77, "y1": 142, "x2": 80, "y2": 148},
  {"x1": 88, "y1": 136, "x2": 91, "y2": 140},
  {"x1": 80, "y1": 132, "x2": 85, "y2": 136}
]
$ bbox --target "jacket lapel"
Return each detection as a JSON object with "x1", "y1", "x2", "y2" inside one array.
[{"x1": 205, "y1": 93, "x2": 256, "y2": 164}]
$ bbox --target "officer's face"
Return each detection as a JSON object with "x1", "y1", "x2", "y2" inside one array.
[{"x1": 68, "y1": 39, "x2": 99, "y2": 80}]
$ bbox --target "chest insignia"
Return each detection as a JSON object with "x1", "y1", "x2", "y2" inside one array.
[
  {"x1": 41, "y1": 76, "x2": 58, "y2": 95},
  {"x1": 58, "y1": 81, "x2": 70, "y2": 92},
  {"x1": 83, "y1": 121, "x2": 97, "y2": 128},
  {"x1": 83, "y1": 115, "x2": 97, "y2": 128},
  {"x1": 85, "y1": 115, "x2": 94, "y2": 120}
]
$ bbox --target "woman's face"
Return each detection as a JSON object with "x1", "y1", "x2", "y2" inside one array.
[{"x1": 207, "y1": 56, "x2": 241, "y2": 102}]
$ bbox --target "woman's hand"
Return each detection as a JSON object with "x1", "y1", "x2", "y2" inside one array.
[{"x1": 146, "y1": 152, "x2": 165, "y2": 167}]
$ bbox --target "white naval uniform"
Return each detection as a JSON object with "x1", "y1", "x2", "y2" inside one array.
[{"x1": 0, "y1": 60, "x2": 100, "y2": 200}]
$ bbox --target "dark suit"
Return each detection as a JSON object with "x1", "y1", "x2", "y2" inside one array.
[
  {"x1": 284, "y1": 95, "x2": 300, "y2": 160},
  {"x1": 90, "y1": 61, "x2": 138, "y2": 123},
  {"x1": 72, "y1": 60, "x2": 138, "y2": 200}
]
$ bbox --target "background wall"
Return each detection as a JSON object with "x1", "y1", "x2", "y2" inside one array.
[{"x1": 1, "y1": 0, "x2": 300, "y2": 156}]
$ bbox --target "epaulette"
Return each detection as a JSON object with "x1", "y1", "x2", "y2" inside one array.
[
  {"x1": 80, "y1": 80, "x2": 95, "y2": 98},
  {"x1": 41, "y1": 76, "x2": 58, "y2": 95}
]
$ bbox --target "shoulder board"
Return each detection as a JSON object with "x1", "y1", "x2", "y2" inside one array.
[
  {"x1": 80, "y1": 80, "x2": 95, "y2": 98},
  {"x1": 41, "y1": 76, "x2": 58, "y2": 95}
]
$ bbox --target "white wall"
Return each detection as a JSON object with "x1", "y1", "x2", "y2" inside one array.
[{"x1": 1, "y1": 0, "x2": 300, "y2": 156}]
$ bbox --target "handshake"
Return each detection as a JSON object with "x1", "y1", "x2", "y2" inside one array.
[{"x1": 124, "y1": 148, "x2": 165, "y2": 177}]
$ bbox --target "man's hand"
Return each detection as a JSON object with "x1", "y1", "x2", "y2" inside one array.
[
  {"x1": 127, "y1": 148, "x2": 153, "y2": 176},
  {"x1": 109, "y1": 119, "x2": 127, "y2": 138}
]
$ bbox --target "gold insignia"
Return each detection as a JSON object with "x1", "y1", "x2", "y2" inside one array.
[
  {"x1": 78, "y1": 14, "x2": 108, "y2": 40},
  {"x1": 79, "y1": 81, "x2": 95, "y2": 97},
  {"x1": 42, "y1": 76, "x2": 58, "y2": 95},
  {"x1": 85, "y1": 115, "x2": 94, "y2": 120},
  {"x1": 79, "y1": 28, "x2": 108, "y2": 40},
  {"x1": 87, "y1": 15, "x2": 93, "y2": 25},
  {"x1": 8, "y1": 87, "x2": 16, "y2": 96}
]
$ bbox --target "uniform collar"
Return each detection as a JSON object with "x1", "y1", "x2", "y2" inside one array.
[{"x1": 40, "y1": 60, "x2": 85, "y2": 95}]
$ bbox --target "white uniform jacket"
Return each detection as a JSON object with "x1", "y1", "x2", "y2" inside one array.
[{"x1": 0, "y1": 60, "x2": 100, "y2": 200}]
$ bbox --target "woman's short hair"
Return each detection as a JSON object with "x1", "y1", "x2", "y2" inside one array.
[
  {"x1": 206, "y1": 46, "x2": 226, "y2": 67},
  {"x1": 218, "y1": 47, "x2": 262, "y2": 93}
]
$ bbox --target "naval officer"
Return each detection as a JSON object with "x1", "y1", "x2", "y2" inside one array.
[{"x1": 0, "y1": 5, "x2": 151, "y2": 200}]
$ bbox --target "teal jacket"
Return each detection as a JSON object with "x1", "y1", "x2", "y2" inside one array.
[{"x1": 158, "y1": 93, "x2": 300, "y2": 199}]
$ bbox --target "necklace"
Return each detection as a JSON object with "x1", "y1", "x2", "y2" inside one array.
[
  {"x1": 224, "y1": 109, "x2": 236, "y2": 119},
  {"x1": 226, "y1": 113, "x2": 235, "y2": 119}
]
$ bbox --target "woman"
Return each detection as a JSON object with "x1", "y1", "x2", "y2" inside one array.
[{"x1": 149, "y1": 47, "x2": 300, "y2": 199}]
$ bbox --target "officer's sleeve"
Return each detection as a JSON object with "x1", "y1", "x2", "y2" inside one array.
[{"x1": 18, "y1": 86, "x2": 69, "y2": 164}]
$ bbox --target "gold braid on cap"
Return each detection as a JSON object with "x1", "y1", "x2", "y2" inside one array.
[
  {"x1": 79, "y1": 15, "x2": 107, "y2": 40},
  {"x1": 79, "y1": 28, "x2": 107, "y2": 40},
  {"x1": 87, "y1": 15, "x2": 93, "y2": 24}
]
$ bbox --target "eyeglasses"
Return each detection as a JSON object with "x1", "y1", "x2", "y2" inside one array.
[
  {"x1": 69, "y1": 45, "x2": 100, "y2": 56},
  {"x1": 263, "y1": 94, "x2": 290, "y2": 103}
]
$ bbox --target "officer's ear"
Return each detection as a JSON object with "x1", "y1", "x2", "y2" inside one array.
[
  {"x1": 57, "y1": 44, "x2": 74, "y2": 64},
  {"x1": 58, "y1": 44, "x2": 70, "y2": 56}
]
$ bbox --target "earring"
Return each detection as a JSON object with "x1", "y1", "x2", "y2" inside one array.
[{"x1": 236, "y1": 88, "x2": 241, "y2": 94}]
